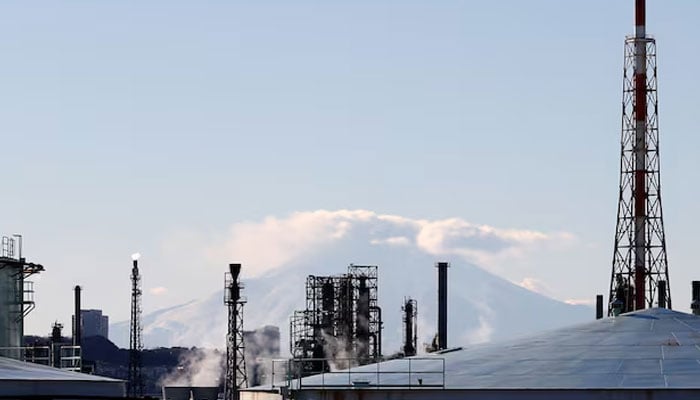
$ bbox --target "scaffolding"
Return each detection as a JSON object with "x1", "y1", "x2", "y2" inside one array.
[
  {"x1": 609, "y1": 2, "x2": 670, "y2": 315},
  {"x1": 290, "y1": 265, "x2": 381, "y2": 375}
]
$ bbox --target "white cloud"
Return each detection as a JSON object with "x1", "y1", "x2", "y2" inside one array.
[
  {"x1": 205, "y1": 209, "x2": 577, "y2": 281},
  {"x1": 370, "y1": 236, "x2": 412, "y2": 246},
  {"x1": 207, "y1": 210, "x2": 377, "y2": 277},
  {"x1": 149, "y1": 286, "x2": 168, "y2": 296}
]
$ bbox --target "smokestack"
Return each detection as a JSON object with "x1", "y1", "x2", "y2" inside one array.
[
  {"x1": 635, "y1": 0, "x2": 646, "y2": 38},
  {"x1": 229, "y1": 263, "x2": 241, "y2": 301},
  {"x1": 73, "y1": 285, "x2": 82, "y2": 347},
  {"x1": 596, "y1": 295, "x2": 604, "y2": 319},
  {"x1": 691, "y1": 281, "x2": 700, "y2": 316},
  {"x1": 632, "y1": 0, "x2": 648, "y2": 312},
  {"x1": 658, "y1": 280, "x2": 667, "y2": 308},
  {"x1": 436, "y1": 262, "x2": 449, "y2": 350}
]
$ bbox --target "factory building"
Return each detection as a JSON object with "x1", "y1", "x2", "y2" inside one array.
[
  {"x1": 0, "y1": 235, "x2": 125, "y2": 398},
  {"x1": 79, "y1": 309, "x2": 110, "y2": 340}
]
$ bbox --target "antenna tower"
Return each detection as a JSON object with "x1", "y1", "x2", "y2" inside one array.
[
  {"x1": 127, "y1": 257, "x2": 143, "y2": 397},
  {"x1": 609, "y1": 0, "x2": 671, "y2": 315},
  {"x1": 224, "y1": 263, "x2": 248, "y2": 400}
]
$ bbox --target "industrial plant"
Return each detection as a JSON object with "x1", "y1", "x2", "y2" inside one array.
[
  {"x1": 1, "y1": 1, "x2": 700, "y2": 400},
  {"x1": 288, "y1": 264, "x2": 382, "y2": 375}
]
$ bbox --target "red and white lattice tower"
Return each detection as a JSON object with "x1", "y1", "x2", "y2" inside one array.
[{"x1": 609, "y1": 0, "x2": 671, "y2": 315}]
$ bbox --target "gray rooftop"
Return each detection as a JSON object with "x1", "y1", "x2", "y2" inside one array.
[
  {"x1": 0, "y1": 356, "x2": 125, "y2": 397},
  {"x1": 288, "y1": 308, "x2": 700, "y2": 390}
]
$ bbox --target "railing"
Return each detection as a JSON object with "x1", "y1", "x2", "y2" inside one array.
[
  {"x1": 0, "y1": 345, "x2": 81, "y2": 371},
  {"x1": 59, "y1": 345, "x2": 82, "y2": 372},
  {"x1": 270, "y1": 357, "x2": 445, "y2": 390},
  {"x1": 0, "y1": 346, "x2": 51, "y2": 365}
]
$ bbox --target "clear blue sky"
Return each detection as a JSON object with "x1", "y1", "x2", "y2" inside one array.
[{"x1": 1, "y1": 1, "x2": 699, "y2": 336}]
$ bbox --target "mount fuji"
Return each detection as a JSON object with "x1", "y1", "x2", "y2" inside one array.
[{"x1": 110, "y1": 210, "x2": 593, "y2": 353}]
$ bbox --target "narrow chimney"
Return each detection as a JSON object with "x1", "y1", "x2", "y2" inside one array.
[
  {"x1": 596, "y1": 295, "x2": 604, "y2": 319},
  {"x1": 436, "y1": 262, "x2": 449, "y2": 350},
  {"x1": 691, "y1": 281, "x2": 700, "y2": 316},
  {"x1": 73, "y1": 285, "x2": 82, "y2": 347},
  {"x1": 658, "y1": 280, "x2": 667, "y2": 308}
]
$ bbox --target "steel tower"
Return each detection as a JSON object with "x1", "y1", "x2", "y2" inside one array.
[
  {"x1": 127, "y1": 255, "x2": 144, "y2": 397},
  {"x1": 609, "y1": 0, "x2": 670, "y2": 315},
  {"x1": 224, "y1": 263, "x2": 248, "y2": 400}
]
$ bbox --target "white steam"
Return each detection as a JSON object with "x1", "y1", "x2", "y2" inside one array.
[{"x1": 159, "y1": 348, "x2": 223, "y2": 387}]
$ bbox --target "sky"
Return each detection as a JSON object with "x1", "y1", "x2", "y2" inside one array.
[{"x1": 1, "y1": 0, "x2": 699, "y2": 337}]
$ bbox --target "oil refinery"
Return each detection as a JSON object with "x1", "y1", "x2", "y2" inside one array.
[{"x1": 1, "y1": 1, "x2": 700, "y2": 400}]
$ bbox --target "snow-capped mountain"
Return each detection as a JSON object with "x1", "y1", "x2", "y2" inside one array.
[{"x1": 110, "y1": 211, "x2": 593, "y2": 352}]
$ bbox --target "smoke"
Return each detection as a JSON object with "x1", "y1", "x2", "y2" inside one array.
[
  {"x1": 462, "y1": 301, "x2": 494, "y2": 344},
  {"x1": 243, "y1": 326, "x2": 281, "y2": 386},
  {"x1": 320, "y1": 332, "x2": 355, "y2": 371},
  {"x1": 159, "y1": 348, "x2": 224, "y2": 388}
]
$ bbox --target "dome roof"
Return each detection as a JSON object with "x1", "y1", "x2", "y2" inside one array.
[
  {"x1": 289, "y1": 308, "x2": 700, "y2": 390},
  {"x1": 0, "y1": 356, "x2": 124, "y2": 397}
]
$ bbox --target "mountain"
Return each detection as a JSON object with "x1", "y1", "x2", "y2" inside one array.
[{"x1": 111, "y1": 228, "x2": 593, "y2": 353}]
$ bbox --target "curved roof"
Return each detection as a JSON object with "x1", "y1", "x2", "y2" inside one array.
[
  {"x1": 288, "y1": 308, "x2": 700, "y2": 390},
  {"x1": 0, "y1": 356, "x2": 125, "y2": 397}
]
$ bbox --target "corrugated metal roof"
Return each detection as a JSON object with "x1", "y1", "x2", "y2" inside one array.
[
  {"x1": 0, "y1": 356, "x2": 125, "y2": 397},
  {"x1": 290, "y1": 308, "x2": 700, "y2": 390}
]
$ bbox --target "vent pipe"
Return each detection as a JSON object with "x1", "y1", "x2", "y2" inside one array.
[
  {"x1": 596, "y1": 295, "x2": 604, "y2": 319},
  {"x1": 73, "y1": 285, "x2": 82, "y2": 347},
  {"x1": 691, "y1": 281, "x2": 700, "y2": 316},
  {"x1": 658, "y1": 280, "x2": 667, "y2": 308},
  {"x1": 436, "y1": 262, "x2": 449, "y2": 350}
]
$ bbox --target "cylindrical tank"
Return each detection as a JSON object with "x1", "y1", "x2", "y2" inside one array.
[{"x1": 0, "y1": 264, "x2": 23, "y2": 359}]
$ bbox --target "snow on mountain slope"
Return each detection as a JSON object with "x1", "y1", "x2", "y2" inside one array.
[{"x1": 111, "y1": 224, "x2": 592, "y2": 352}]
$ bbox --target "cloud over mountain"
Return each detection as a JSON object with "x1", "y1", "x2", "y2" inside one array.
[
  {"x1": 205, "y1": 209, "x2": 575, "y2": 281},
  {"x1": 113, "y1": 210, "x2": 591, "y2": 352}
]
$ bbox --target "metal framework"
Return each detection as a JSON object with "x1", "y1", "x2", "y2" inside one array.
[
  {"x1": 609, "y1": 0, "x2": 670, "y2": 315},
  {"x1": 127, "y1": 258, "x2": 143, "y2": 398},
  {"x1": 290, "y1": 264, "x2": 381, "y2": 374},
  {"x1": 0, "y1": 235, "x2": 44, "y2": 319},
  {"x1": 224, "y1": 263, "x2": 248, "y2": 400}
]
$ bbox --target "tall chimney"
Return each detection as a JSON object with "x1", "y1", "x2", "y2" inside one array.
[
  {"x1": 691, "y1": 281, "x2": 700, "y2": 316},
  {"x1": 596, "y1": 295, "x2": 604, "y2": 319},
  {"x1": 73, "y1": 285, "x2": 82, "y2": 347},
  {"x1": 436, "y1": 262, "x2": 449, "y2": 350}
]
